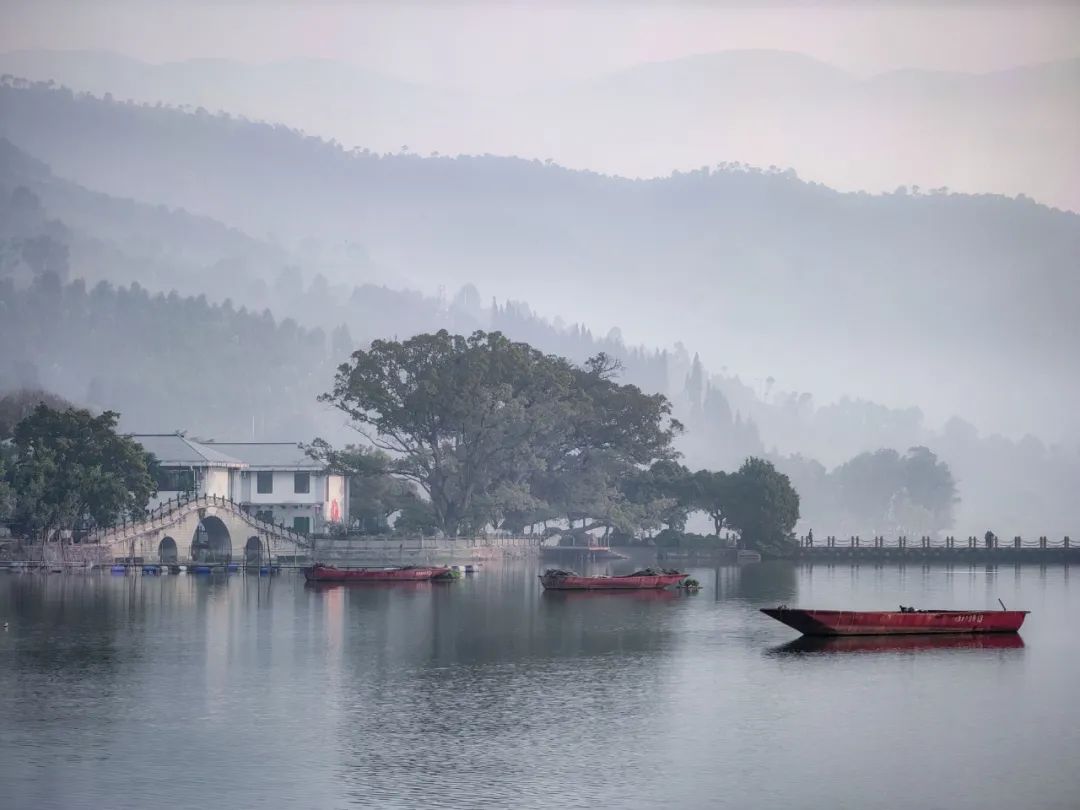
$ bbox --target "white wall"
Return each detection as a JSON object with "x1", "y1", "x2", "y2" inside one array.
[
  {"x1": 241, "y1": 470, "x2": 323, "y2": 505},
  {"x1": 203, "y1": 468, "x2": 232, "y2": 499},
  {"x1": 216, "y1": 469, "x2": 346, "y2": 532}
]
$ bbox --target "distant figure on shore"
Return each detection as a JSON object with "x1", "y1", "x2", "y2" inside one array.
[
  {"x1": 807, "y1": 528, "x2": 814, "y2": 545},
  {"x1": 985, "y1": 530, "x2": 996, "y2": 548}
]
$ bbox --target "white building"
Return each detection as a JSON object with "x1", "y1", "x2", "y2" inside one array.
[{"x1": 132, "y1": 434, "x2": 349, "y2": 535}]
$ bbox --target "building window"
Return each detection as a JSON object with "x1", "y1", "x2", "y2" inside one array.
[
  {"x1": 255, "y1": 509, "x2": 275, "y2": 525},
  {"x1": 294, "y1": 472, "x2": 310, "y2": 494},
  {"x1": 256, "y1": 472, "x2": 273, "y2": 494},
  {"x1": 293, "y1": 516, "x2": 311, "y2": 535}
]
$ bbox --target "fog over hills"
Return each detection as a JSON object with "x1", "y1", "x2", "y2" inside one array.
[
  {"x1": 1, "y1": 47, "x2": 1076, "y2": 213},
  {"x1": 2, "y1": 110, "x2": 1079, "y2": 537},
  {"x1": 2, "y1": 79, "x2": 1078, "y2": 440}
]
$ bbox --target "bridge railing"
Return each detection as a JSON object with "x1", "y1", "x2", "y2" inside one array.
[
  {"x1": 798, "y1": 534, "x2": 1072, "y2": 550},
  {"x1": 85, "y1": 492, "x2": 310, "y2": 546}
]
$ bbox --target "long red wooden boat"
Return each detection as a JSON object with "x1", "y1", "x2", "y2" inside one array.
[
  {"x1": 539, "y1": 568, "x2": 686, "y2": 591},
  {"x1": 303, "y1": 564, "x2": 451, "y2": 583},
  {"x1": 761, "y1": 606, "x2": 1028, "y2": 636}
]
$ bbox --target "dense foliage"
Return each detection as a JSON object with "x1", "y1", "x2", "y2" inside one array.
[
  {"x1": 625, "y1": 458, "x2": 800, "y2": 555},
  {"x1": 0, "y1": 449, "x2": 12, "y2": 524},
  {"x1": 724, "y1": 458, "x2": 801, "y2": 556},
  {"x1": 318, "y1": 331, "x2": 681, "y2": 537},
  {"x1": 315, "y1": 330, "x2": 804, "y2": 554},
  {"x1": 7, "y1": 404, "x2": 155, "y2": 546}
]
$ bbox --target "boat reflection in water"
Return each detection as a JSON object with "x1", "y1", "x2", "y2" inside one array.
[
  {"x1": 304, "y1": 580, "x2": 440, "y2": 593},
  {"x1": 541, "y1": 588, "x2": 678, "y2": 603},
  {"x1": 770, "y1": 633, "x2": 1026, "y2": 656}
]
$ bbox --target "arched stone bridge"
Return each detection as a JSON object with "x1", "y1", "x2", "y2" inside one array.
[{"x1": 88, "y1": 494, "x2": 311, "y2": 565}]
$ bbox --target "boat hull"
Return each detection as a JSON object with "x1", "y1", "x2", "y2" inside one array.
[
  {"x1": 539, "y1": 573, "x2": 686, "y2": 591},
  {"x1": 761, "y1": 608, "x2": 1028, "y2": 636},
  {"x1": 303, "y1": 565, "x2": 451, "y2": 583}
]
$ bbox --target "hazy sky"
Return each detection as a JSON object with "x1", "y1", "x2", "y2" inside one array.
[{"x1": 2, "y1": 1, "x2": 1079, "y2": 90}]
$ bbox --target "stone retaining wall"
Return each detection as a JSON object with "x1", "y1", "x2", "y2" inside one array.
[
  {"x1": 311, "y1": 535, "x2": 541, "y2": 564},
  {"x1": 16, "y1": 543, "x2": 112, "y2": 566}
]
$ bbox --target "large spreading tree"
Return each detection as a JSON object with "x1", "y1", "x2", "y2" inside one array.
[
  {"x1": 317, "y1": 330, "x2": 682, "y2": 536},
  {"x1": 9, "y1": 404, "x2": 156, "y2": 549}
]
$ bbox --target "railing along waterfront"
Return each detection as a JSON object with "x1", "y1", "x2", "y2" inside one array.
[{"x1": 796, "y1": 533, "x2": 1076, "y2": 561}]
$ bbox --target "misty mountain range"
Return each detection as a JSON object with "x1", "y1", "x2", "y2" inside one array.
[
  {"x1": 1, "y1": 74, "x2": 1078, "y2": 537},
  {"x1": 1, "y1": 77, "x2": 1078, "y2": 438},
  {"x1": 1, "y1": 47, "x2": 1076, "y2": 213}
]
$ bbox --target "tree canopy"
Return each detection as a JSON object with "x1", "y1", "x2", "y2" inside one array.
[
  {"x1": 641, "y1": 459, "x2": 800, "y2": 556},
  {"x1": 8, "y1": 404, "x2": 155, "y2": 546},
  {"x1": 318, "y1": 330, "x2": 681, "y2": 536},
  {"x1": 691, "y1": 469, "x2": 734, "y2": 537},
  {"x1": 0, "y1": 447, "x2": 13, "y2": 525},
  {"x1": 315, "y1": 329, "x2": 805, "y2": 555},
  {"x1": 724, "y1": 458, "x2": 801, "y2": 556},
  {"x1": 832, "y1": 446, "x2": 957, "y2": 535}
]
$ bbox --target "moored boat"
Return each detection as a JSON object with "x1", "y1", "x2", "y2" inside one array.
[
  {"x1": 761, "y1": 606, "x2": 1029, "y2": 636},
  {"x1": 538, "y1": 568, "x2": 686, "y2": 591},
  {"x1": 303, "y1": 564, "x2": 451, "y2": 583}
]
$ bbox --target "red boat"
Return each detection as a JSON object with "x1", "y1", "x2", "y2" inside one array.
[
  {"x1": 303, "y1": 564, "x2": 451, "y2": 583},
  {"x1": 539, "y1": 568, "x2": 687, "y2": 591},
  {"x1": 761, "y1": 606, "x2": 1028, "y2": 636}
]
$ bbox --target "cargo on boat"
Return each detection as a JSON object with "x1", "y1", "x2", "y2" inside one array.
[
  {"x1": 303, "y1": 564, "x2": 451, "y2": 583},
  {"x1": 539, "y1": 568, "x2": 686, "y2": 591},
  {"x1": 761, "y1": 606, "x2": 1028, "y2": 636}
]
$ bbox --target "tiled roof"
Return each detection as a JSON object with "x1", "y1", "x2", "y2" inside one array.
[
  {"x1": 130, "y1": 434, "x2": 245, "y2": 468},
  {"x1": 200, "y1": 442, "x2": 322, "y2": 470}
]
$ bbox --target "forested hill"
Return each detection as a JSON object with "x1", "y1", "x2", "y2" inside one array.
[
  {"x1": 0, "y1": 275, "x2": 337, "y2": 441},
  {"x1": 1, "y1": 49, "x2": 1076, "y2": 211},
  {"x1": 2, "y1": 79, "x2": 1078, "y2": 438},
  {"x1": 0, "y1": 136, "x2": 287, "y2": 302},
  {"x1": 0, "y1": 138, "x2": 673, "y2": 431}
]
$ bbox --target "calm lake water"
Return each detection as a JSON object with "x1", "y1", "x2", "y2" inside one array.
[{"x1": 1, "y1": 560, "x2": 1077, "y2": 810}]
